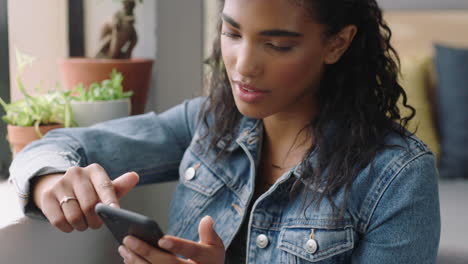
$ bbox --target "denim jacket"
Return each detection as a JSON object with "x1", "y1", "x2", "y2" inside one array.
[{"x1": 9, "y1": 97, "x2": 440, "y2": 263}]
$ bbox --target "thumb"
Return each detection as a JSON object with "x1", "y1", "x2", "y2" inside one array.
[
  {"x1": 198, "y1": 216, "x2": 224, "y2": 247},
  {"x1": 112, "y1": 171, "x2": 139, "y2": 199}
]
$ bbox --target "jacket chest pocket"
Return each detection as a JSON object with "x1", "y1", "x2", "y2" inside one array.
[
  {"x1": 178, "y1": 147, "x2": 225, "y2": 196},
  {"x1": 180, "y1": 161, "x2": 223, "y2": 196},
  {"x1": 168, "y1": 150, "x2": 225, "y2": 236},
  {"x1": 278, "y1": 224, "x2": 354, "y2": 263}
]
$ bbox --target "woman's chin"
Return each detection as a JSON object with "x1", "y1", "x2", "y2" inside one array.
[{"x1": 234, "y1": 99, "x2": 270, "y2": 119}]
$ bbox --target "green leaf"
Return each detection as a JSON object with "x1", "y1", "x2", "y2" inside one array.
[
  {"x1": 0, "y1": 97, "x2": 10, "y2": 112},
  {"x1": 15, "y1": 48, "x2": 35, "y2": 73},
  {"x1": 69, "y1": 69, "x2": 133, "y2": 102}
]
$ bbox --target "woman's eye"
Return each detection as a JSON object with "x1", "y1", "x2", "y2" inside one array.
[
  {"x1": 221, "y1": 32, "x2": 241, "y2": 39},
  {"x1": 267, "y1": 43, "x2": 293, "y2": 52}
]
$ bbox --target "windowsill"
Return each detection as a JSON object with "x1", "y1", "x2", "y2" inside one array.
[
  {"x1": 0, "y1": 179, "x2": 24, "y2": 229},
  {"x1": 0, "y1": 178, "x2": 168, "y2": 263},
  {"x1": 0, "y1": 177, "x2": 123, "y2": 263}
]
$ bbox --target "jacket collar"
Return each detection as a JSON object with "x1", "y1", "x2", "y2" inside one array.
[
  {"x1": 213, "y1": 115, "x2": 336, "y2": 183},
  {"x1": 216, "y1": 116, "x2": 263, "y2": 152}
]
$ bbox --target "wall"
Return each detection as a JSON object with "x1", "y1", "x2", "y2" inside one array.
[
  {"x1": 378, "y1": 0, "x2": 468, "y2": 9},
  {"x1": 385, "y1": 11, "x2": 468, "y2": 57},
  {"x1": 7, "y1": 0, "x2": 68, "y2": 101},
  {"x1": 154, "y1": 0, "x2": 204, "y2": 113},
  {"x1": 204, "y1": 0, "x2": 220, "y2": 60}
]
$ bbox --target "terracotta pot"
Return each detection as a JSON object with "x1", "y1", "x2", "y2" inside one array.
[
  {"x1": 7, "y1": 124, "x2": 62, "y2": 154},
  {"x1": 60, "y1": 58, "x2": 154, "y2": 115},
  {"x1": 71, "y1": 98, "x2": 131, "y2": 127}
]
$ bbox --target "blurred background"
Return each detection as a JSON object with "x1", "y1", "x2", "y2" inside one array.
[{"x1": 0, "y1": 0, "x2": 467, "y2": 263}]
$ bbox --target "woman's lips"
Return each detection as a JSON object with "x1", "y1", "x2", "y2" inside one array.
[{"x1": 234, "y1": 82, "x2": 270, "y2": 103}]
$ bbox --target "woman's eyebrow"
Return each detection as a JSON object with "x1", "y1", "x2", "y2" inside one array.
[
  {"x1": 221, "y1": 13, "x2": 241, "y2": 29},
  {"x1": 221, "y1": 13, "x2": 303, "y2": 38},
  {"x1": 259, "y1": 30, "x2": 303, "y2": 38}
]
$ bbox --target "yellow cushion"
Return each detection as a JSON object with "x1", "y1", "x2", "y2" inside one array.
[{"x1": 399, "y1": 55, "x2": 440, "y2": 160}]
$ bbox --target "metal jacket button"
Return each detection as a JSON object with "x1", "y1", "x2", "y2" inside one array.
[
  {"x1": 184, "y1": 162, "x2": 201, "y2": 181},
  {"x1": 184, "y1": 167, "x2": 195, "y2": 180},
  {"x1": 305, "y1": 238, "x2": 318, "y2": 254},
  {"x1": 256, "y1": 234, "x2": 269, "y2": 248}
]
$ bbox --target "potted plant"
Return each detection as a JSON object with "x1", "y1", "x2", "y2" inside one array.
[
  {"x1": 60, "y1": 0, "x2": 153, "y2": 115},
  {"x1": 0, "y1": 50, "x2": 74, "y2": 154},
  {"x1": 69, "y1": 69, "x2": 133, "y2": 127}
]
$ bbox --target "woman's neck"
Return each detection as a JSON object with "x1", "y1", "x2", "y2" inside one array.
[{"x1": 261, "y1": 103, "x2": 317, "y2": 168}]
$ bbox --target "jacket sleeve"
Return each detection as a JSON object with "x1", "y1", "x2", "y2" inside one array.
[
  {"x1": 351, "y1": 153, "x2": 441, "y2": 264},
  {"x1": 8, "y1": 97, "x2": 206, "y2": 217}
]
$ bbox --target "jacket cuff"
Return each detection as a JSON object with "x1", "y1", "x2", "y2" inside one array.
[{"x1": 9, "y1": 151, "x2": 81, "y2": 217}]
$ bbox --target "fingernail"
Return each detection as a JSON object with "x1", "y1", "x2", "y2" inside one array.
[
  {"x1": 118, "y1": 245, "x2": 129, "y2": 258},
  {"x1": 158, "y1": 238, "x2": 173, "y2": 250},
  {"x1": 123, "y1": 236, "x2": 138, "y2": 250},
  {"x1": 203, "y1": 215, "x2": 213, "y2": 225},
  {"x1": 204, "y1": 215, "x2": 212, "y2": 221},
  {"x1": 109, "y1": 203, "x2": 119, "y2": 208},
  {"x1": 132, "y1": 171, "x2": 140, "y2": 181}
]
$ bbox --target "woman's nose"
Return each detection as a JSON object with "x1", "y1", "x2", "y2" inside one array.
[{"x1": 235, "y1": 43, "x2": 263, "y2": 78}]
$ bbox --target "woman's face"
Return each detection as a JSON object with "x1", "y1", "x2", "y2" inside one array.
[{"x1": 221, "y1": 0, "x2": 329, "y2": 119}]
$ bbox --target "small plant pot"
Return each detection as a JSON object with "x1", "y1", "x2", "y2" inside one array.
[
  {"x1": 60, "y1": 58, "x2": 154, "y2": 115},
  {"x1": 7, "y1": 124, "x2": 63, "y2": 155},
  {"x1": 70, "y1": 98, "x2": 131, "y2": 127}
]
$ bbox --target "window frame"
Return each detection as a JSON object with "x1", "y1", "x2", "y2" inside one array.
[
  {"x1": 0, "y1": 0, "x2": 11, "y2": 178},
  {"x1": 68, "y1": 0, "x2": 85, "y2": 57}
]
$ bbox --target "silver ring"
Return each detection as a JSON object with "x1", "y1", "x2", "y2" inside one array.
[{"x1": 59, "y1": 196, "x2": 77, "y2": 207}]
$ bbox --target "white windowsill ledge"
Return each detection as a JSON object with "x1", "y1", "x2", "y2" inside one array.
[
  {"x1": 0, "y1": 179, "x2": 123, "y2": 263},
  {"x1": 0, "y1": 180, "x2": 24, "y2": 229}
]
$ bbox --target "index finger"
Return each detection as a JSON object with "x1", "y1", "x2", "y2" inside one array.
[{"x1": 86, "y1": 164, "x2": 119, "y2": 208}]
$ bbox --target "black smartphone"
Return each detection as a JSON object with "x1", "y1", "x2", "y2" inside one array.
[{"x1": 95, "y1": 203, "x2": 165, "y2": 249}]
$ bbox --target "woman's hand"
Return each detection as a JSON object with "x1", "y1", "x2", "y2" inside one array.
[
  {"x1": 119, "y1": 216, "x2": 225, "y2": 264},
  {"x1": 33, "y1": 163, "x2": 139, "y2": 233}
]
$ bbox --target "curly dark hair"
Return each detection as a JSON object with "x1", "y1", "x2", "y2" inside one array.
[{"x1": 201, "y1": 0, "x2": 415, "y2": 215}]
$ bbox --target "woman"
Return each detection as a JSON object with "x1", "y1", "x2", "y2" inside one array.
[{"x1": 10, "y1": 0, "x2": 440, "y2": 263}]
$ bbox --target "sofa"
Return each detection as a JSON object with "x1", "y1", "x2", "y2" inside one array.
[{"x1": 385, "y1": 10, "x2": 468, "y2": 262}]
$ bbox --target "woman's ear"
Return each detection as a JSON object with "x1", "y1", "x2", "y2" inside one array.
[{"x1": 324, "y1": 25, "x2": 358, "y2": 65}]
